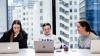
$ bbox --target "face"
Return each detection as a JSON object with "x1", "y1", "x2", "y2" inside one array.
[
  {"x1": 43, "y1": 25, "x2": 51, "y2": 35},
  {"x1": 76, "y1": 23, "x2": 86, "y2": 35},
  {"x1": 13, "y1": 24, "x2": 20, "y2": 33}
]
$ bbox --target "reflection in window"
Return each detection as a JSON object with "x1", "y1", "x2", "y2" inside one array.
[
  {"x1": 75, "y1": 44, "x2": 78, "y2": 48},
  {"x1": 40, "y1": 30, "x2": 43, "y2": 34},
  {"x1": 40, "y1": 9, "x2": 43, "y2": 13},
  {"x1": 74, "y1": 15, "x2": 77, "y2": 20},
  {"x1": 70, "y1": 23, "x2": 73, "y2": 27},
  {"x1": 59, "y1": 0, "x2": 69, "y2": 8},
  {"x1": 31, "y1": 23, "x2": 33, "y2": 25},
  {"x1": 31, "y1": 33, "x2": 34, "y2": 36},
  {"x1": 75, "y1": 30, "x2": 77, "y2": 34},
  {"x1": 70, "y1": 30, "x2": 73, "y2": 34},
  {"x1": 70, "y1": 15, "x2": 72, "y2": 20},
  {"x1": 23, "y1": 12, "x2": 25, "y2": 15},
  {"x1": 59, "y1": 7, "x2": 69, "y2": 15},
  {"x1": 75, "y1": 37, "x2": 77, "y2": 41},
  {"x1": 60, "y1": 31, "x2": 69, "y2": 38},
  {"x1": 60, "y1": 15, "x2": 69, "y2": 23},
  {"x1": 40, "y1": 23, "x2": 43, "y2": 27},
  {"x1": 70, "y1": 44, "x2": 73, "y2": 48},
  {"x1": 40, "y1": 1, "x2": 43, "y2": 6},
  {"x1": 74, "y1": 1, "x2": 77, "y2": 5},
  {"x1": 70, "y1": 37, "x2": 73, "y2": 41},
  {"x1": 60, "y1": 23, "x2": 69, "y2": 30},
  {"x1": 74, "y1": 9, "x2": 77, "y2": 12},
  {"x1": 23, "y1": 17, "x2": 25, "y2": 20},
  {"x1": 40, "y1": 16, "x2": 43, "y2": 20},
  {"x1": 70, "y1": 9, "x2": 72, "y2": 12},
  {"x1": 70, "y1": 1, "x2": 72, "y2": 5}
]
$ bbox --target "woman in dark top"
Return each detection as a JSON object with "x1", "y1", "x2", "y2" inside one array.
[{"x1": 0, "y1": 20, "x2": 28, "y2": 49}]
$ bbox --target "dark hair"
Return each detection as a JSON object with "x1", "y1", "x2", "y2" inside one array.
[
  {"x1": 9, "y1": 20, "x2": 23, "y2": 42},
  {"x1": 77, "y1": 20, "x2": 97, "y2": 35},
  {"x1": 42, "y1": 23, "x2": 51, "y2": 29}
]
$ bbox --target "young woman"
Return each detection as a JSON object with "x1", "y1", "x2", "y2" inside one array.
[
  {"x1": 76, "y1": 20, "x2": 99, "y2": 49},
  {"x1": 0, "y1": 20, "x2": 28, "y2": 49}
]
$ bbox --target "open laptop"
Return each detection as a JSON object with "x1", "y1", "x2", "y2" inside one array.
[
  {"x1": 34, "y1": 41, "x2": 54, "y2": 53},
  {"x1": 91, "y1": 40, "x2": 100, "y2": 54},
  {"x1": 0, "y1": 42, "x2": 19, "y2": 54}
]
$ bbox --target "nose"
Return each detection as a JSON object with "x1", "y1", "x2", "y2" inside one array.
[{"x1": 46, "y1": 30, "x2": 49, "y2": 32}]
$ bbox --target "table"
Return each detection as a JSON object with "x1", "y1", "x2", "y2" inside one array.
[{"x1": 0, "y1": 49, "x2": 100, "y2": 56}]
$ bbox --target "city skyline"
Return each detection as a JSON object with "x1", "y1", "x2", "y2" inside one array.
[
  {"x1": 7, "y1": 0, "x2": 80, "y2": 48},
  {"x1": 0, "y1": 0, "x2": 99, "y2": 49}
]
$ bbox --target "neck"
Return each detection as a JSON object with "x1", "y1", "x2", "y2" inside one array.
[
  {"x1": 44, "y1": 33, "x2": 52, "y2": 36},
  {"x1": 82, "y1": 31, "x2": 90, "y2": 37},
  {"x1": 45, "y1": 34, "x2": 50, "y2": 36}
]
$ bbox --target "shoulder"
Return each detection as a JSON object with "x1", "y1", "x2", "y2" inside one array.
[
  {"x1": 51, "y1": 34, "x2": 59, "y2": 40},
  {"x1": 22, "y1": 30, "x2": 27, "y2": 36},
  {"x1": 89, "y1": 32, "x2": 98, "y2": 40},
  {"x1": 50, "y1": 34, "x2": 56, "y2": 38},
  {"x1": 3, "y1": 30, "x2": 11, "y2": 35}
]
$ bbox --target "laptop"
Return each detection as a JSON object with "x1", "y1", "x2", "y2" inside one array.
[
  {"x1": 0, "y1": 42, "x2": 19, "y2": 54},
  {"x1": 34, "y1": 41, "x2": 54, "y2": 53},
  {"x1": 91, "y1": 40, "x2": 100, "y2": 54}
]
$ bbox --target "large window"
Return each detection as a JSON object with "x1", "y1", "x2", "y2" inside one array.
[
  {"x1": 0, "y1": 0, "x2": 7, "y2": 34},
  {"x1": 60, "y1": 15, "x2": 69, "y2": 23},
  {"x1": 60, "y1": 31, "x2": 69, "y2": 38},
  {"x1": 59, "y1": 7, "x2": 69, "y2": 15},
  {"x1": 6, "y1": 0, "x2": 80, "y2": 49}
]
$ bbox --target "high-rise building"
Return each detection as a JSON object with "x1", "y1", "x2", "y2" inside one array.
[
  {"x1": 8, "y1": 0, "x2": 38, "y2": 48},
  {"x1": 39, "y1": 0, "x2": 53, "y2": 34},
  {"x1": 0, "y1": 0, "x2": 8, "y2": 37},
  {"x1": 69, "y1": 0, "x2": 79, "y2": 48},
  {"x1": 8, "y1": 0, "x2": 53, "y2": 48},
  {"x1": 79, "y1": 0, "x2": 100, "y2": 36},
  {"x1": 8, "y1": 6, "x2": 14, "y2": 30},
  {"x1": 8, "y1": 0, "x2": 80, "y2": 48},
  {"x1": 56, "y1": 0, "x2": 70, "y2": 47},
  {"x1": 56, "y1": 0, "x2": 79, "y2": 48}
]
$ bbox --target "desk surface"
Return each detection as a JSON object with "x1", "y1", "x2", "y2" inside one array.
[{"x1": 0, "y1": 49, "x2": 100, "y2": 56}]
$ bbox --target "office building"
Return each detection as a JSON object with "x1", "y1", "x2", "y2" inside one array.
[
  {"x1": 8, "y1": 0, "x2": 53, "y2": 48},
  {"x1": 7, "y1": 0, "x2": 80, "y2": 48},
  {"x1": 79, "y1": 0, "x2": 100, "y2": 36},
  {"x1": 56, "y1": 0, "x2": 79, "y2": 48},
  {"x1": 39, "y1": 0, "x2": 53, "y2": 34}
]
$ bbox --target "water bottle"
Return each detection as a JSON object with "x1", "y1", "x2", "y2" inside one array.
[{"x1": 63, "y1": 45, "x2": 68, "y2": 51}]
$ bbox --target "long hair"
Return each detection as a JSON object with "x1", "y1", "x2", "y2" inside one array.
[
  {"x1": 9, "y1": 20, "x2": 23, "y2": 42},
  {"x1": 78, "y1": 20, "x2": 97, "y2": 35}
]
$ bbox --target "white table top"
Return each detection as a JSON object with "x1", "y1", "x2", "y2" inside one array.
[{"x1": 0, "y1": 49, "x2": 100, "y2": 56}]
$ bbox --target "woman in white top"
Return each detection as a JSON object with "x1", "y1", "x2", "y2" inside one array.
[
  {"x1": 39, "y1": 23, "x2": 61, "y2": 49},
  {"x1": 76, "y1": 19, "x2": 99, "y2": 49}
]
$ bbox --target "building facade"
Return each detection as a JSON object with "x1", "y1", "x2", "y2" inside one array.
[{"x1": 79, "y1": 0, "x2": 100, "y2": 36}]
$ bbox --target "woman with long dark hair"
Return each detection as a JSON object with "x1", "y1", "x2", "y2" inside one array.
[
  {"x1": 0, "y1": 20, "x2": 28, "y2": 49},
  {"x1": 76, "y1": 19, "x2": 99, "y2": 49}
]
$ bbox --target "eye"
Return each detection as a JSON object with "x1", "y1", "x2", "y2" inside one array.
[{"x1": 17, "y1": 27, "x2": 20, "y2": 29}]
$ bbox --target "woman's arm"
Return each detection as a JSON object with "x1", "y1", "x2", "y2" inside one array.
[{"x1": 19, "y1": 32, "x2": 28, "y2": 49}]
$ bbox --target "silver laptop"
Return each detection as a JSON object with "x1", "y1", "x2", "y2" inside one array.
[
  {"x1": 91, "y1": 40, "x2": 100, "y2": 54},
  {"x1": 0, "y1": 42, "x2": 19, "y2": 54},
  {"x1": 34, "y1": 41, "x2": 54, "y2": 53}
]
